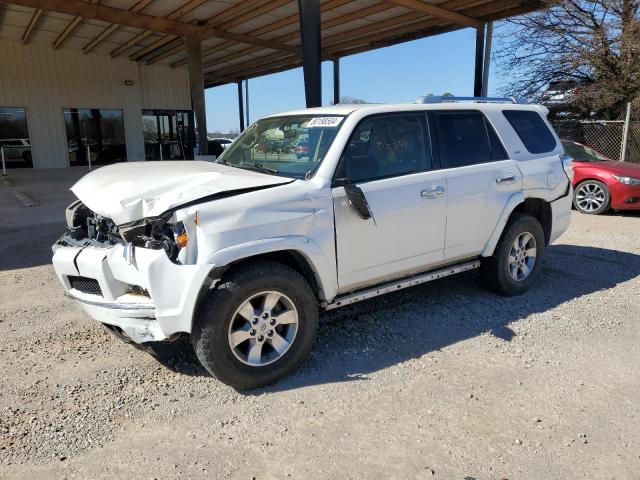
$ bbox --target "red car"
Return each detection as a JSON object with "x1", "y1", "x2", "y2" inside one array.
[{"x1": 562, "y1": 140, "x2": 640, "y2": 215}]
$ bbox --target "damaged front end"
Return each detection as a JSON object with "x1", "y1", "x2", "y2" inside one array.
[
  {"x1": 56, "y1": 200, "x2": 190, "y2": 264},
  {"x1": 51, "y1": 199, "x2": 211, "y2": 344}
]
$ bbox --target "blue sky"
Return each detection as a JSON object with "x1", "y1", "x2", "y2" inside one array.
[{"x1": 204, "y1": 27, "x2": 506, "y2": 133}]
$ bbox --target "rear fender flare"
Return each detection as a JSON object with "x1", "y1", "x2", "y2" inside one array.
[{"x1": 481, "y1": 192, "x2": 526, "y2": 257}]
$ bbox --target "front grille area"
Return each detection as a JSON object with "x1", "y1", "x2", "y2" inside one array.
[{"x1": 68, "y1": 276, "x2": 103, "y2": 297}]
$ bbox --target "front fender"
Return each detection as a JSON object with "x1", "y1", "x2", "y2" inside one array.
[{"x1": 204, "y1": 236, "x2": 337, "y2": 300}]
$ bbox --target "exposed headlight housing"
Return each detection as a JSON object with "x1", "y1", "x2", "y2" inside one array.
[
  {"x1": 613, "y1": 175, "x2": 640, "y2": 186},
  {"x1": 119, "y1": 216, "x2": 187, "y2": 261}
]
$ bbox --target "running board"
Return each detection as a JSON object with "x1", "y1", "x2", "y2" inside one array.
[{"x1": 324, "y1": 259, "x2": 481, "y2": 310}]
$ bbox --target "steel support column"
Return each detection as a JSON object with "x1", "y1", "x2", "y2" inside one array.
[
  {"x1": 333, "y1": 58, "x2": 340, "y2": 105},
  {"x1": 237, "y1": 80, "x2": 245, "y2": 132},
  {"x1": 481, "y1": 22, "x2": 493, "y2": 97},
  {"x1": 298, "y1": 0, "x2": 322, "y2": 108},
  {"x1": 473, "y1": 23, "x2": 485, "y2": 97},
  {"x1": 185, "y1": 36, "x2": 208, "y2": 155},
  {"x1": 245, "y1": 80, "x2": 250, "y2": 126}
]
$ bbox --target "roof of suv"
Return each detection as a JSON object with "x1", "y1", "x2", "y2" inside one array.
[{"x1": 267, "y1": 102, "x2": 548, "y2": 118}]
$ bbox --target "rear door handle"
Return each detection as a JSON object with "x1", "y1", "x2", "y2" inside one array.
[
  {"x1": 421, "y1": 185, "x2": 445, "y2": 199},
  {"x1": 496, "y1": 174, "x2": 517, "y2": 185}
]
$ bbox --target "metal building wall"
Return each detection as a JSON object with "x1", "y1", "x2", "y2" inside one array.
[{"x1": 0, "y1": 38, "x2": 191, "y2": 169}]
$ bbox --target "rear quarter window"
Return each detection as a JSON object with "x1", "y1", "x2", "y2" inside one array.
[{"x1": 502, "y1": 110, "x2": 557, "y2": 154}]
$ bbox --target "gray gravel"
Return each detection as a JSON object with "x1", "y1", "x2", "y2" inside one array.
[{"x1": 1, "y1": 211, "x2": 640, "y2": 479}]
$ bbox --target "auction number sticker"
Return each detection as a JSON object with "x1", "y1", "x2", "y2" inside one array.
[{"x1": 307, "y1": 117, "x2": 343, "y2": 128}]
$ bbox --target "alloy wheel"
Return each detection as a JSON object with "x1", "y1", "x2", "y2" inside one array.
[
  {"x1": 575, "y1": 182, "x2": 606, "y2": 212},
  {"x1": 227, "y1": 291, "x2": 299, "y2": 367},
  {"x1": 508, "y1": 232, "x2": 537, "y2": 282}
]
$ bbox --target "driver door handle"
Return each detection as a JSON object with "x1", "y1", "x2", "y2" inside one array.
[{"x1": 421, "y1": 185, "x2": 445, "y2": 199}]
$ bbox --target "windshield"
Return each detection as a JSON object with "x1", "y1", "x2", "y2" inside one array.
[
  {"x1": 218, "y1": 115, "x2": 344, "y2": 179},
  {"x1": 563, "y1": 142, "x2": 608, "y2": 162}
]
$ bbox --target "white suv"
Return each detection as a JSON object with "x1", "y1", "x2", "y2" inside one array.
[{"x1": 52, "y1": 98, "x2": 573, "y2": 389}]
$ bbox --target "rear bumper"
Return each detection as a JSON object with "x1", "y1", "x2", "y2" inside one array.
[
  {"x1": 52, "y1": 241, "x2": 214, "y2": 344},
  {"x1": 549, "y1": 185, "x2": 573, "y2": 244}
]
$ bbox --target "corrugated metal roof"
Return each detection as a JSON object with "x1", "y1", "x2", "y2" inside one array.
[{"x1": 0, "y1": 0, "x2": 543, "y2": 86}]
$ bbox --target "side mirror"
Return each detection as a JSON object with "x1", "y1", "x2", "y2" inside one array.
[{"x1": 344, "y1": 183, "x2": 372, "y2": 220}]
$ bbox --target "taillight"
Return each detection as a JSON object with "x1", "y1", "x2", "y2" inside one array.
[{"x1": 561, "y1": 154, "x2": 574, "y2": 182}]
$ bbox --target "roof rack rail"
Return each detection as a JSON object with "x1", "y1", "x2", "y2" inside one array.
[{"x1": 414, "y1": 96, "x2": 529, "y2": 105}]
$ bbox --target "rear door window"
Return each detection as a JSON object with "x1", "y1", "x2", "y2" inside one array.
[
  {"x1": 502, "y1": 110, "x2": 557, "y2": 154},
  {"x1": 432, "y1": 111, "x2": 507, "y2": 168}
]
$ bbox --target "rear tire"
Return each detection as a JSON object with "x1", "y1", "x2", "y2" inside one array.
[
  {"x1": 191, "y1": 261, "x2": 318, "y2": 390},
  {"x1": 481, "y1": 214, "x2": 545, "y2": 296}
]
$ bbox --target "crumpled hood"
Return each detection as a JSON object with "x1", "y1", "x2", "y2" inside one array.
[{"x1": 71, "y1": 161, "x2": 292, "y2": 225}]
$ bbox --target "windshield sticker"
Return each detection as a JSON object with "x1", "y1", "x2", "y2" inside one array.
[{"x1": 307, "y1": 117, "x2": 343, "y2": 128}]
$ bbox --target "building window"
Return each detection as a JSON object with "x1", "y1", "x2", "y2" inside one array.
[
  {"x1": 63, "y1": 108, "x2": 127, "y2": 167},
  {"x1": 142, "y1": 110, "x2": 194, "y2": 160},
  {"x1": 0, "y1": 106, "x2": 32, "y2": 168}
]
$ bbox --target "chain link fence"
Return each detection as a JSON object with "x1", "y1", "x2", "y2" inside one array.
[{"x1": 552, "y1": 119, "x2": 640, "y2": 164}]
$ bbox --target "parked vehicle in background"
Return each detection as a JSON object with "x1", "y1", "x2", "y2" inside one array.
[
  {"x1": 52, "y1": 99, "x2": 572, "y2": 389},
  {"x1": 294, "y1": 136, "x2": 309, "y2": 159},
  {"x1": 211, "y1": 138, "x2": 234, "y2": 149},
  {"x1": 562, "y1": 140, "x2": 640, "y2": 214},
  {"x1": 0, "y1": 138, "x2": 32, "y2": 167}
]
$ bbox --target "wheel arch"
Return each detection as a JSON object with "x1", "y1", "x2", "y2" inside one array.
[
  {"x1": 211, "y1": 249, "x2": 326, "y2": 301},
  {"x1": 482, "y1": 194, "x2": 553, "y2": 257},
  {"x1": 190, "y1": 247, "x2": 328, "y2": 335}
]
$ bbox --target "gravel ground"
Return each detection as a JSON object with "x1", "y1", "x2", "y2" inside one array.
[{"x1": 1, "y1": 209, "x2": 640, "y2": 479}]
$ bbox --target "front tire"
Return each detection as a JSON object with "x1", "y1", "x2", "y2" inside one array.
[
  {"x1": 191, "y1": 261, "x2": 318, "y2": 389},
  {"x1": 481, "y1": 214, "x2": 545, "y2": 296},
  {"x1": 573, "y1": 180, "x2": 610, "y2": 215}
]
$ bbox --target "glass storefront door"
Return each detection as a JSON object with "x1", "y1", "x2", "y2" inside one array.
[
  {"x1": 142, "y1": 110, "x2": 194, "y2": 160},
  {"x1": 64, "y1": 108, "x2": 127, "y2": 167},
  {"x1": 0, "y1": 106, "x2": 32, "y2": 168}
]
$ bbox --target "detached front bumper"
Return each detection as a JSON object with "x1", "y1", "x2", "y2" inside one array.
[{"x1": 52, "y1": 241, "x2": 213, "y2": 344}]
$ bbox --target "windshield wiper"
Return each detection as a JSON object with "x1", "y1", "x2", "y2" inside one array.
[{"x1": 237, "y1": 162, "x2": 279, "y2": 175}]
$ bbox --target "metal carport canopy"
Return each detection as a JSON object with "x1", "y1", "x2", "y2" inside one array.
[{"x1": 0, "y1": 0, "x2": 542, "y2": 88}]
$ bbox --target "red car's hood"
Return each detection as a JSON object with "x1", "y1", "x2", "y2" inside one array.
[{"x1": 575, "y1": 160, "x2": 640, "y2": 176}]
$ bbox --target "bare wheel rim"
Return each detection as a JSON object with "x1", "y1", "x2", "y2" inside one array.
[
  {"x1": 227, "y1": 290, "x2": 299, "y2": 367},
  {"x1": 508, "y1": 232, "x2": 537, "y2": 282},
  {"x1": 576, "y1": 183, "x2": 606, "y2": 212}
]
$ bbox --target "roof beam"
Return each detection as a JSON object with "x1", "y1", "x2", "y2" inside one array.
[
  {"x1": 386, "y1": 0, "x2": 481, "y2": 28},
  {"x1": 83, "y1": 0, "x2": 153, "y2": 54},
  {"x1": 6, "y1": 0, "x2": 297, "y2": 54},
  {"x1": 8, "y1": 0, "x2": 202, "y2": 36},
  {"x1": 52, "y1": 15, "x2": 82, "y2": 49},
  {"x1": 53, "y1": 0, "x2": 101, "y2": 49},
  {"x1": 122, "y1": 0, "x2": 207, "y2": 60},
  {"x1": 205, "y1": 0, "x2": 520, "y2": 84},
  {"x1": 21, "y1": 7, "x2": 42, "y2": 43},
  {"x1": 143, "y1": 0, "x2": 292, "y2": 65},
  {"x1": 170, "y1": 0, "x2": 353, "y2": 68},
  {"x1": 200, "y1": 1, "x2": 391, "y2": 72}
]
